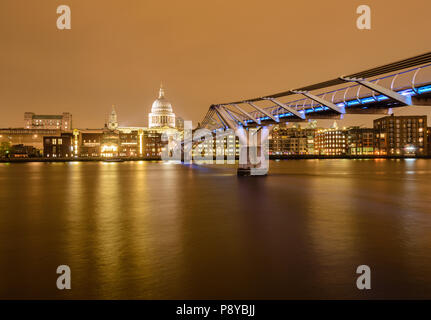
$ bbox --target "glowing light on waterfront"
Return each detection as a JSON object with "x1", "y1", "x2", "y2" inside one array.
[
  {"x1": 73, "y1": 129, "x2": 79, "y2": 157},
  {"x1": 404, "y1": 145, "x2": 416, "y2": 153},
  {"x1": 138, "y1": 129, "x2": 143, "y2": 156}
]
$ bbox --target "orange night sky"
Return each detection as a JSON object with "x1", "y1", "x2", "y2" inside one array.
[{"x1": 0, "y1": 0, "x2": 430, "y2": 128}]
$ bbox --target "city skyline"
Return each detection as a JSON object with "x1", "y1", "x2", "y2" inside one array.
[
  {"x1": 1, "y1": 1, "x2": 431, "y2": 129},
  {"x1": 2, "y1": 0, "x2": 431, "y2": 307}
]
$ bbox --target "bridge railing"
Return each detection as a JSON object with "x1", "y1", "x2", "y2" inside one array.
[
  {"x1": 245, "y1": 63, "x2": 431, "y2": 123},
  {"x1": 201, "y1": 53, "x2": 431, "y2": 129}
]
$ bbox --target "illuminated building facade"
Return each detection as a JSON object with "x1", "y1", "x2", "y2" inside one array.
[
  {"x1": 192, "y1": 131, "x2": 240, "y2": 159},
  {"x1": 346, "y1": 128, "x2": 374, "y2": 155},
  {"x1": 315, "y1": 124, "x2": 347, "y2": 155},
  {"x1": 117, "y1": 128, "x2": 164, "y2": 157},
  {"x1": 269, "y1": 125, "x2": 316, "y2": 155},
  {"x1": 43, "y1": 133, "x2": 73, "y2": 158},
  {"x1": 67, "y1": 106, "x2": 168, "y2": 159},
  {"x1": 69, "y1": 128, "x2": 165, "y2": 159},
  {"x1": 101, "y1": 128, "x2": 120, "y2": 158},
  {"x1": 0, "y1": 128, "x2": 61, "y2": 152},
  {"x1": 374, "y1": 115, "x2": 428, "y2": 156},
  {"x1": 119, "y1": 130, "x2": 138, "y2": 157},
  {"x1": 8, "y1": 145, "x2": 40, "y2": 158},
  {"x1": 24, "y1": 112, "x2": 72, "y2": 130},
  {"x1": 100, "y1": 107, "x2": 120, "y2": 157},
  {"x1": 79, "y1": 130, "x2": 102, "y2": 157},
  {"x1": 141, "y1": 130, "x2": 165, "y2": 157}
]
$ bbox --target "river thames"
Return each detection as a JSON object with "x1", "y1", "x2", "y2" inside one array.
[{"x1": 0, "y1": 159, "x2": 430, "y2": 299}]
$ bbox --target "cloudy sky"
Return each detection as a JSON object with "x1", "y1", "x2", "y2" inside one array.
[{"x1": 0, "y1": 0, "x2": 430, "y2": 128}]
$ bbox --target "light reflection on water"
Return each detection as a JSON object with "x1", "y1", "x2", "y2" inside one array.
[{"x1": 0, "y1": 159, "x2": 430, "y2": 299}]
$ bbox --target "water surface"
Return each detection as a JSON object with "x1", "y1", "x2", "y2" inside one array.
[{"x1": 0, "y1": 159, "x2": 430, "y2": 299}]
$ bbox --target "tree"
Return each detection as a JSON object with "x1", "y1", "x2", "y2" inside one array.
[{"x1": 0, "y1": 141, "x2": 11, "y2": 158}]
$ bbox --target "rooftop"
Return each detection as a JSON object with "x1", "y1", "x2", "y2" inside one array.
[{"x1": 32, "y1": 115, "x2": 64, "y2": 120}]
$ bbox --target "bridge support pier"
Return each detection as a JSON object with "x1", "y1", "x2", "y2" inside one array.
[{"x1": 236, "y1": 126, "x2": 270, "y2": 176}]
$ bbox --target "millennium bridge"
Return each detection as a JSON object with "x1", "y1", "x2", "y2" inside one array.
[{"x1": 196, "y1": 52, "x2": 431, "y2": 175}]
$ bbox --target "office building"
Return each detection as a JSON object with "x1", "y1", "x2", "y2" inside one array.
[
  {"x1": 374, "y1": 115, "x2": 427, "y2": 156},
  {"x1": 346, "y1": 127, "x2": 374, "y2": 155},
  {"x1": 24, "y1": 112, "x2": 72, "y2": 130}
]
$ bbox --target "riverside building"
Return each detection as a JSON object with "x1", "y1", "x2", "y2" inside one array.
[
  {"x1": 0, "y1": 128, "x2": 62, "y2": 152},
  {"x1": 192, "y1": 131, "x2": 240, "y2": 160},
  {"x1": 315, "y1": 122, "x2": 347, "y2": 155},
  {"x1": 43, "y1": 133, "x2": 74, "y2": 158},
  {"x1": 73, "y1": 106, "x2": 167, "y2": 159},
  {"x1": 374, "y1": 115, "x2": 428, "y2": 156},
  {"x1": 346, "y1": 127, "x2": 375, "y2": 155},
  {"x1": 269, "y1": 125, "x2": 316, "y2": 155}
]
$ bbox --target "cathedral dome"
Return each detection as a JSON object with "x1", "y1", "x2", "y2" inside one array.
[
  {"x1": 148, "y1": 84, "x2": 176, "y2": 129},
  {"x1": 151, "y1": 86, "x2": 173, "y2": 114}
]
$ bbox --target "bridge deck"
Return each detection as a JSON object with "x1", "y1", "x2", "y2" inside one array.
[{"x1": 201, "y1": 53, "x2": 431, "y2": 130}]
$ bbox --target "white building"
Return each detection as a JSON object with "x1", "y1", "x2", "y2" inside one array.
[
  {"x1": 107, "y1": 106, "x2": 119, "y2": 131},
  {"x1": 148, "y1": 85, "x2": 176, "y2": 129}
]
